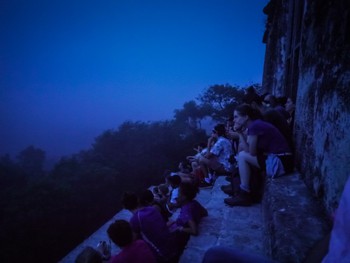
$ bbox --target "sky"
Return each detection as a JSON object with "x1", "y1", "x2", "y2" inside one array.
[{"x1": 0, "y1": 0, "x2": 269, "y2": 159}]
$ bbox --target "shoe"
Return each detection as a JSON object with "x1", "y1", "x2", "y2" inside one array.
[
  {"x1": 223, "y1": 188, "x2": 235, "y2": 196},
  {"x1": 220, "y1": 184, "x2": 232, "y2": 192},
  {"x1": 224, "y1": 189, "x2": 251, "y2": 206},
  {"x1": 199, "y1": 180, "x2": 213, "y2": 189}
]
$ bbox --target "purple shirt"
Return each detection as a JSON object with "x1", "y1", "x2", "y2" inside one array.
[
  {"x1": 109, "y1": 240, "x2": 156, "y2": 263},
  {"x1": 175, "y1": 200, "x2": 208, "y2": 227},
  {"x1": 248, "y1": 119, "x2": 291, "y2": 154},
  {"x1": 129, "y1": 206, "x2": 176, "y2": 258}
]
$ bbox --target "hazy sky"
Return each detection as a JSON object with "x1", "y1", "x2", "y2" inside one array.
[{"x1": 0, "y1": 0, "x2": 268, "y2": 158}]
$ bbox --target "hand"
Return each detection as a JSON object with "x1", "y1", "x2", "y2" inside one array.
[{"x1": 227, "y1": 130, "x2": 240, "y2": 140}]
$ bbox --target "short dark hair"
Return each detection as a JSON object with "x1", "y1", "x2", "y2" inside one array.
[
  {"x1": 167, "y1": 174, "x2": 181, "y2": 186},
  {"x1": 107, "y1": 220, "x2": 133, "y2": 247},
  {"x1": 179, "y1": 182, "x2": 199, "y2": 201},
  {"x1": 235, "y1": 104, "x2": 262, "y2": 120},
  {"x1": 139, "y1": 189, "x2": 154, "y2": 206},
  {"x1": 214, "y1": 124, "x2": 226, "y2": 136},
  {"x1": 121, "y1": 192, "x2": 138, "y2": 210}
]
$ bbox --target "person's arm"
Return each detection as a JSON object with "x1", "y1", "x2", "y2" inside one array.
[
  {"x1": 238, "y1": 132, "x2": 249, "y2": 152},
  {"x1": 179, "y1": 220, "x2": 198, "y2": 236},
  {"x1": 247, "y1": 135, "x2": 258, "y2": 156}
]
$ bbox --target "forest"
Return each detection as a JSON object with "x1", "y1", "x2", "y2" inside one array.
[{"x1": 0, "y1": 84, "x2": 253, "y2": 262}]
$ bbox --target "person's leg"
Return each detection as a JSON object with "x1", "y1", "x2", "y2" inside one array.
[
  {"x1": 237, "y1": 151, "x2": 259, "y2": 191},
  {"x1": 224, "y1": 152, "x2": 260, "y2": 206},
  {"x1": 202, "y1": 246, "x2": 274, "y2": 263},
  {"x1": 198, "y1": 157, "x2": 210, "y2": 180}
]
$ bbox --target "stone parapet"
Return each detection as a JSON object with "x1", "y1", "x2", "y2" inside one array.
[{"x1": 262, "y1": 173, "x2": 331, "y2": 263}]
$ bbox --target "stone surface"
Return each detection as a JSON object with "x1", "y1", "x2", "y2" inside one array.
[
  {"x1": 60, "y1": 176, "x2": 266, "y2": 263},
  {"x1": 262, "y1": 173, "x2": 331, "y2": 263},
  {"x1": 180, "y1": 176, "x2": 265, "y2": 263},
  {"x1": 60, "y1": 173, "x2": 329, "y2": 263}
]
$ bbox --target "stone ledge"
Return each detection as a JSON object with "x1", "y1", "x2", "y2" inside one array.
[
  {"x1": 262, "y1": 173, "x2": 331, "y2": 263},
  {"x1": 180, "y1": 176, "x2": 264, "y2": 262}
]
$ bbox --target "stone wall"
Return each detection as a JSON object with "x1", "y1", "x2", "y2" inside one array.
[{"x1": 262, "y1": 0, "x2": 350, "y2": 213}]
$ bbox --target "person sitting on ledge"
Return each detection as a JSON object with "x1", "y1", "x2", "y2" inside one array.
[
  {"x1": 198, "y1": 124, "x2": 233, "y2": 187},
  {"x1": 168, "y1": 182, "x2": 208, "y2": 251},
  {"x1": 107, "y1": 219, "x2": 156, "y2": 263},
  {"x1": 121, "y1": 192, "x2": 179, "y2": 262},
  {"x1": 225, "y1": 104, "x2": 293, "y2": 207}
]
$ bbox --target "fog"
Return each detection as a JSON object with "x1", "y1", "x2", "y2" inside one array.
[{"x1": 0, "y1": 0, "x2": 268, "y2": 159}]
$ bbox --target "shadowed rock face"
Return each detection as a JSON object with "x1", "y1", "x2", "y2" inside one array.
[
  {"x1": 263, "y1": 173, "x2": 330, "y2": 263},
  {"x1": 262, "y1": 0, "x2": 350, "y2": 214}
]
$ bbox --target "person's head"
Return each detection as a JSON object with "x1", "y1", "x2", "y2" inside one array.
[
  {"x1": 121, "y1": 192, "x2": 138, "y2": 211},
  {"x1": 226, "y1": 116, "x2": 234, "y2": 130},
  {"x1": 276, "y1": 96, "x2": 288, "y2": 107},
  {"x1": 233, "y1": 104, "x2": 262, "y2": 130},
  {"x1": 75, "y1": 247, "x2": 102, "y2": 263},
  {"x1": 212, "y1": 123, "x2": 226, "y2": 137},
  {"x1": 139, "y1": 189, "x2": 154, "y2": 207},
  {"x1": 158, "y1": 184, "x2": 169, "y2": 196},
  {"x1": 262, "y1": 94, "x2": 276, "y2": 107},
  {"x1": 107, "y1": 220, "x2": 133, "y2": 248},
  {"x1": 243, "y1": 86, "x2": 262, "y2": 107},
  {"x1": 167, "y1": 174, "x2": 181, "y2": 188},
  {"x1": 285, "y1": 97, "x2": 295, "y2": 112},
  {"x1": 177, "y1": 182, "x2": 199, "y2": 204},
  {"x1": 179, "y1": 160, "x2": 191, "y2": 172}
]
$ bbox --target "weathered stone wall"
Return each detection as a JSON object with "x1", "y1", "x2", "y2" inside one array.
[
  {"x1": 262, "y1": 0, "x2": 288, "y2": 93},
  {"x1": 263, "y1": 0, "x2": 350, "y2": 213}
]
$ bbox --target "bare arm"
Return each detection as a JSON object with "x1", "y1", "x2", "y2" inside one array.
[
  {"x1": 247, "y1": 135, "x2": 258, "y2": 156},
  {"x1": 180, "y1": 220, "x2": 198, "y2": 236}
]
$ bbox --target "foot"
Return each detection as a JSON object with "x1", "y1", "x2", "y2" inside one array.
[
  {"x1": 225, "y1": 176, "x2": 232, "y2": 182},
  {"x1": 220, "y1": 184, "x2": 232, "y2": 192},
  {"x1": 199, "y1": 180, "x2": 213, "y2": 189},
  {"x1": 224, "y1": 190, "x2": 251, "y2": 206}
]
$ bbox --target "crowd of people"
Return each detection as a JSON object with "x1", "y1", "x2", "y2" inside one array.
[{"x1": 75, "y1": 86, "x2": 350, "y2": 263}]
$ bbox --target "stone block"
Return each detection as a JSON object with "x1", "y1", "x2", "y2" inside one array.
[{"x1": 262, "y1": 173, "x2": 331, "y2": 263}]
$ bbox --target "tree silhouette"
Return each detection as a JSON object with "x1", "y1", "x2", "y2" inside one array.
[{"x1": 17, "y1": 145, "x2": 46, "y2": 177}]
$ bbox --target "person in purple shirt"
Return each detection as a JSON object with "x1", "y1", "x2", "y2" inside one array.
[
  {"x1": 107, "y1": 219, "x2": 156, "y2": 263},
  {"x1": 225, "y1": 104, "x2": 293, "y2": 207},
  {"x1": 122, "y1": 192, "x2": 179, "y2": 262},
  {"x1": 168, "y1": 182, "x2": 208, "y2": 251}
]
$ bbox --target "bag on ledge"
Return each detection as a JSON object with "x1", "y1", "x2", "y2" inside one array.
[{"x1": 265, "y1": 154, "x2": 285, "y2": 178}]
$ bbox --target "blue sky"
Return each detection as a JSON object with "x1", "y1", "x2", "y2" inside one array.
[{"x1": 0, "y1": 0, "x2": 269, "y2": 158}]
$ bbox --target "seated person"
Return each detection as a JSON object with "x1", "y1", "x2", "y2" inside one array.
[
  {"x1": 168, "y1": 182, "x2": 208, "y2": 251},
  {"x1": 139, "y1": 189, "x2": 172, "y2": 222},
  {"x1": 176, "y1": 160, "x2": 196, "y2": 183},
  {"x1": 121, "y1": 192, "x2": 179, "y2": 262},
  {"x1": 166, "y1": 174, "x2": 182, "y2": 213},
  {"x1": 107, "y1": 220, "x2": 156, "y2": 263},
  {"x1": 186, "y1": 142, "x2": 207, "y2": 170},
  {"x1": 285, "y1": 97, "x2": 296, "y2": 131},
  {"x1": 225, "y1": 104, "x2": 293, "y2": 207},
  {"x1": 199, "y1": 124, "x2": 233, "y2": 186}
]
